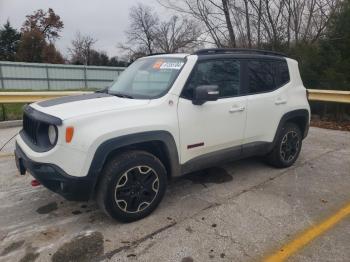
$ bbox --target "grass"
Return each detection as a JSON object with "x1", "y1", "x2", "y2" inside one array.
[{"x1": 0, "y1": 104, "x2": 25, "y2": 121}]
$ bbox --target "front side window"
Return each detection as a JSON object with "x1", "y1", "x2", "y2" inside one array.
[
  {"x1": 108, "y1": 57, "x2": 185, "y2": 99},
  {"x1": 182, "y1": 59, "x2": 240, "y2": 99}
]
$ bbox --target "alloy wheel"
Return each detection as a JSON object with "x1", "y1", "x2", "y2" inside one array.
[
  {"x1": 280, "y1": 131, "x2": 300, "y2": 162},
  {"x1": 114, "y1": 166, "x2": 159, "y2": 213}
]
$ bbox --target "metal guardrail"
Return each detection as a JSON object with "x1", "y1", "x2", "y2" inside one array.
[
  {"x1": 0, "y1": 91, "x2": 92, "y2": 103},
  {"x1": 307, "y1": 89, "x2": 350, "y2": 103},
  {"x1": 0, "y1": 89, "x2": 349, "y2": 104}
]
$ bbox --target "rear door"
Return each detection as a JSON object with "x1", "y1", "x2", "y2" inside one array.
[
  {"x1": 177, "y1": 58, "x2": 247, "y2": 164},
  {"x1": 243, "y1": 59, "x2": 291, "y2": 144}
]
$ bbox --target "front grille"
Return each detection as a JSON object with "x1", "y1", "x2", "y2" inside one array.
[{"x1": 23, "y1": 113, "x2": 39, "y2": 145}]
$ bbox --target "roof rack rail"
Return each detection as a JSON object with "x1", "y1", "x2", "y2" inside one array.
[
  {"x1": 147, "y1": 52, "x2": 167, "y2": 57},
  {"x1": 193, "y1": 48, "x2": 286, "y2": 57}
]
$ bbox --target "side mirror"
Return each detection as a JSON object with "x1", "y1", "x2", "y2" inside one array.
[{"x1": 193, "y1": 85, "x2": 219, "y2": 105}]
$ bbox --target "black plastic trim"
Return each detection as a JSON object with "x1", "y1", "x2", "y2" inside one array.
[
  {"x1": 20, "y1": 130, "x2": 53, "y2": 153},
  {"x1": 273, "y1": 109, "x2": 310, "y2": 143},
  {"x1": 181, "y1": 141, "x2": 272, "y2": 175},
  {"x1": 87, "y1": 131, "x2": 181, "y2": 191},
  {"x1": 15, "y1": 143, "x2": 93, "y2": 201},
  {"x1": 181, "y1": 145, "x2": 242, "y2": 175},
  {"x1": 24, "y1": 105, "x2": 62, "y2": 125}
]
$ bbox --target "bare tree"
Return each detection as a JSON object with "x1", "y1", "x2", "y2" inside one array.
[
  {"x1": 154, "y1": 15, "x2": 202, "y2": 53},
  {"x1": 119, "y1": 4, "x2": 203, "y2": 59},
  {"x1": 221, "y1": 0, "x2": 237, "y2": 47},
  {"x1": 159, "y1": 0, "x2": 341, "y2": 50},
  {"x1": 69, "y1": 32, "x2": 97, "y2": 65},
  {"x1": 119, "y1": 3, "x2": 159, "y2": 56},
  {"x1": 158, "y1": 0, "x2": 232, "y2": 47}
]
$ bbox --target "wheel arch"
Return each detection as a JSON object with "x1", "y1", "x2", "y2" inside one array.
[
  {"x1": 273, "y1": 109, "x2": 310, "y2": 146},
  {"x1": 87, "y1": 131, "x2": 180, "y2": 197}
]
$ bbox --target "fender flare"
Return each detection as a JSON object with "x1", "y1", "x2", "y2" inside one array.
[
  {"x1": 272, "y1": 109, "x2": 310, "y2": 147},
  {"x1": 86, "y1": 131, "x2": 180, "y2": 194}
]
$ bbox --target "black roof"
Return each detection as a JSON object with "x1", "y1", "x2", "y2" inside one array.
[{"x1": 193, "y1": 48, "x2": 287, "y2": 57}]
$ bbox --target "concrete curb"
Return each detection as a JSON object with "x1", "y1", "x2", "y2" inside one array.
[
  {"x1": 0, "y1": 153, "x2": 14, "y2": 158},
  {"x1": 0, "y1": 120, "x2": 22, "y2": 129}
]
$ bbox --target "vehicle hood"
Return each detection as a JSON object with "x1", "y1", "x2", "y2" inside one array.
[{"x1": 30, "y1": 93, "x2": 151, "y2": 120}]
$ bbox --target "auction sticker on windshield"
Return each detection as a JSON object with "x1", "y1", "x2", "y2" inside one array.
[
  {"x1": 160, "y1": 61, "x2": 184, "y2": 70},
  {"x1": 153, "y1": 60, "x2": 184, "y2": 70}
]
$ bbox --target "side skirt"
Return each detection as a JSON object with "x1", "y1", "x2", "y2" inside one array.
[{"x1": 180, "y1": 141, "x2": 272, "y2": 175}]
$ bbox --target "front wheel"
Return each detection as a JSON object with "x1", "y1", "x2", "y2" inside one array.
[
  {"x1": 266, "y1": 123, "x2": 302, "y2": 168},
  {"x1": 97, "y1": 151, "x2": 167, "y2": 222}
]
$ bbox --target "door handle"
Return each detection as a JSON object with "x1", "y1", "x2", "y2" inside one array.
[
  {"x1": 229, "y1": 106, "x2": 245, "y2": 113},
  {"x1": 275, "y1": 99, "x2": 287, "y2": 105}
]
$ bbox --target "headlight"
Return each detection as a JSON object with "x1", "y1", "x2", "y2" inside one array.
[{"x1": 48, "y1": 125, "x2": 57, "y2": 145}]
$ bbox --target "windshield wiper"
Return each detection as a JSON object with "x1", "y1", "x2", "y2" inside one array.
[{"x1": 109, "y1": 92, "x2": 134, "y2": 99}]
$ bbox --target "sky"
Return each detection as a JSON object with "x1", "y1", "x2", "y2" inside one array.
[{"x1": 0, "y1": 0, "x2": 164, "y2": 58}]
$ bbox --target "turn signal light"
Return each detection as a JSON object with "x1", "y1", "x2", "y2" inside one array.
[{"x1": 65, "y1": 126, "x2": 74, "y2": 143}]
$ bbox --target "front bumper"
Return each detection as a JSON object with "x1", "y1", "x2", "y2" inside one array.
[{"x1": 15, "y1": 143, "x2": 94, "y2": 201}]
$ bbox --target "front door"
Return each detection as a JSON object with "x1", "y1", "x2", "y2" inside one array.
[{"x1": 177, "y1": 58, "x2": 247, "y2": 164}]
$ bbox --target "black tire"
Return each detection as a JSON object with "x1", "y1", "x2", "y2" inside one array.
[
  {"x1": 266, "y1": 123, "x2": 302, "y2": 168},
  {"x1": 97, "y1": 150, "x2": 167, "y2": 222}
]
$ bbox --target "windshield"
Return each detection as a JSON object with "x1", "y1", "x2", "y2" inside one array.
[{"x1": 108, "y1": 57, "x2": 185, "y2": 99}]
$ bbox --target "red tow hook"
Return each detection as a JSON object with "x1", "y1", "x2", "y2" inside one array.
[{"x1": 31, "y1": 180, "x2": 41, "y2": 187}]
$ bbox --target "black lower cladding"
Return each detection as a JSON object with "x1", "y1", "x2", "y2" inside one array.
[{"x1": 15, "y1": 143, "x2": 94, "y2": 201}]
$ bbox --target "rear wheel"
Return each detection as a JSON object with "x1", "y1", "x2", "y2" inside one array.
[
  {"x1": 266, "y1": 123, "x2": 302, "y2": 168},
  {"x1": 97, "y1": 151, "x2": 167, "y2": 222}
]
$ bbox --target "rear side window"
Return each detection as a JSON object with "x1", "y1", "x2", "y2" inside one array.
[
  {"x1": 247, "y1": 60, "x2": 289, "y2": 94},
  {"x1": 182, "y1": 59, "x2": 240, "y2": 99}
]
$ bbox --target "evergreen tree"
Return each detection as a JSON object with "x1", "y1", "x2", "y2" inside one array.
[
  {"x1": 321, "y1": 0, "x2": 350, "y2": 90},
  {"x1": 0, "y1": 20, "x2": 21, "y2": 61}
]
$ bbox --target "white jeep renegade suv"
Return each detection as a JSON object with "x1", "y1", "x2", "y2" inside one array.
[{"x1": 15, "y1": 49, "x2": 310, "y2": 222}]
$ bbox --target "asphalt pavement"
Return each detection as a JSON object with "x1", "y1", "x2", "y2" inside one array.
[{"x1": 0, "y1": 127, "x2": 349, "y2": 262}]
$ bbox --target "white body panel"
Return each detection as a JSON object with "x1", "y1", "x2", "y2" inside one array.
[
  {"x1": 16, "y1": 54, "x2": 310, "y2": 178},
  {"x1": 244, "y1": 58, "x2": 309, "y2": 143},
  {"x1": 244, "y1": 85, "x2": 288, "y2": 143},
  {"x1": 178, "y1": 97, "x2": 247, "y2": 163},
  {"x1": 18, "y1": 94, "x2": 180, "y2": 177}
]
